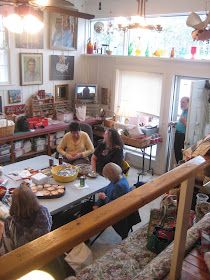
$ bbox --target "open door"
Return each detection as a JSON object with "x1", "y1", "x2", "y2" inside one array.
[{"x1": 185, "y1": 80, "x2": 208, "y2": 148}]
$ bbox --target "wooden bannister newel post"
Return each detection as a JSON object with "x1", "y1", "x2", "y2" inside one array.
[{"x1": 169, "y1": 176, "x2": 195, "y2": 280}]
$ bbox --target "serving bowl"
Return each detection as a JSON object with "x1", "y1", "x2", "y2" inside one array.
[
  {"x1": 0, "y1": 186, "x2": 7, "y2": 200},
  {"x1": 51, "y1": 165, "x2": 78, "y2": 183}
]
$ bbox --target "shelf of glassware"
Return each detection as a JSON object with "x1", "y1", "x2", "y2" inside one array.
[{"x1": 82, "y1": 54, "x2": 210, "y2": 63}]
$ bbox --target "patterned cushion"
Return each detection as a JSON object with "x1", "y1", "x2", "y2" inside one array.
[{"x1": 68, "y1": 214, "x2": 210, "y2": 280}]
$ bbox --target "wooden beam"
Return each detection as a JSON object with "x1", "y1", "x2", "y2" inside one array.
[
  {"x1": 169, "y1": 177, "x2": 195, "y2": 280},
  {"x1": 45, "y1": 6, "x2": 95, "y2": 19},
  {"x1": 0, "y1": 156, "x2": 206, "y2": 279}
]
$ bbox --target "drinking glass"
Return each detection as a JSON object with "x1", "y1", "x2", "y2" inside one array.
[{"x1": 191, "y1": 46, "x2": 197, "y2": 59}]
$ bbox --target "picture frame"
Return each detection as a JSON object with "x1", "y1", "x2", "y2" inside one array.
[
  {"x1": 55, "y1": 84, "x2": 68, "y2": 100},
  {"x1": 20, "y1": 53, "x2": 43, "y2": 86},
  {"x1": 8, "y1": 90, "x2": 22, "y2": 104},
  {"x1": 49, "y1": 13, "x2": 78, "y2": 50},
  {"x1": 50, "y1": 55, "x2": 74, "y2": 81},
  {"x1": 101, "y1": 88, "x2": 109, "y2": 105}
]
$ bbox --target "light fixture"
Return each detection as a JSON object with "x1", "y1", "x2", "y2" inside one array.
[
  {"x1": 3, "y1": 5, "x2": 44, "y2": 34},
  {"x1": 18, "y1": 270, "x2": 55, "y2": 280},
  {"x1": 117, "y1": 0, "x2": 162, "y2": 32}
]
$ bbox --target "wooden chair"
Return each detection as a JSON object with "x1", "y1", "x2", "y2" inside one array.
[{"x1": 122, "y1": 160, "x2": 130, "y2": 177}]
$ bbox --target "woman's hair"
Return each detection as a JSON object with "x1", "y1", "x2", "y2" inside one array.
[
  {"x1": 106, "y1": 128, "x2": 124, "y2": 148},
  {"x1": 103, "y1": 162, "x2": 122, "y2": 182},
  {"x1": 69, "y1": 122, "x2": 81, "y2": 132},
  {"x1": 10, "y1": 186, "x2": 40, "y2": 218}
]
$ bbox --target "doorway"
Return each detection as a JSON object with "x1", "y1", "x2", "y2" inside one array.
[{"x1": 167, "y1": 76, "x2": 209, "y2": 171}]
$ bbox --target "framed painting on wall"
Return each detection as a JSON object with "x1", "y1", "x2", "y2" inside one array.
[
  {"x1": 20, "y1": 53, "x2": 43, "y2": 86},
  {"x1": 50, "y1": 55, "x2": 74, "y2": 81},
  {"x1": 49, "y1": 13, "x2": 77, "y2": 50},
  {"x1": 55, "y1": 84, "x2": 68, "y2": 100},
  {"x1": 8, "y1": 90, "x2": 22, "y2": 104}
]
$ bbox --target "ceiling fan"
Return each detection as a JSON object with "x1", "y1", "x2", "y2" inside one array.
[
  {"x1": 186, "y1": 11, "x2": 210, "y2": 41},
  {"x1": 0, "y1": 0, "x2": 95, "y2": 20}
]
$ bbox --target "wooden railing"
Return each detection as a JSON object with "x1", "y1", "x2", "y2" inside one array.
[{"x1": 0, "y1": 156, "x2": 207, "y2": 280}]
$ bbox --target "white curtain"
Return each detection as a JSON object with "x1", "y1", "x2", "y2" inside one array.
[{"x1": 116, "y1": 70, "x2": 163, "y2": 117}]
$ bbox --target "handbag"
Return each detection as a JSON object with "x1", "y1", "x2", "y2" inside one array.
[
  {"x1": 147, "y1": 224, "x2": 175, "y2": 254},
  {"x1": 64, "y1": 242, "x2": 93, "y2": 273},
  {"x1": 146, "y1": 195, "x2": 177, "y2": 254}
]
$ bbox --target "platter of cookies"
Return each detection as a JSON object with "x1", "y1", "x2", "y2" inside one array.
[{"x1": 30, "y1": 183, "x2": 65, "y2": 199}]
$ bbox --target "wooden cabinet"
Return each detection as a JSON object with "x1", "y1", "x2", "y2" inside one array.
[
  {"x1": 31, "y1": 96, "x2": 55, "y2": 118},
  {"x1": 0, "y1": 123, "x2": 69, "y2": 164}
]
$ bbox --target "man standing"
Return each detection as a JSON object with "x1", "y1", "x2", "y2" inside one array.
[{"x1": 174, "y1": 96, "x2": 189, "y2": 163}]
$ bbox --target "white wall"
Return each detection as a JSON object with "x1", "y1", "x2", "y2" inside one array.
[
  {"x1": 79, "y1": 55, "x2": 210, "y2": 174},
  {"x1": 85, "y1": 0, "x2": 208, "y2": 18}
]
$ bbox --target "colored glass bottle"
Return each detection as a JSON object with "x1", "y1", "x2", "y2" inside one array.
[
  {"x1": 135, "y1": 47, "x2": 141, "y2": 56},
  {"x1": 145, "y1": 45, "x2": 150, "y2": 57},
  {"x1": 128, "y1": 43, "x2": 133, "y2": 56},
  {"x1": 87, "y1": 39, "x2": 93, "y2": 54},
  {"x1": 170, "y1": 47, "x2": 175, "y2": 58}
]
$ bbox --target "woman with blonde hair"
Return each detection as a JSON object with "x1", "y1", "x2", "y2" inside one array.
[{"x1": 0, "y1": 186, "x2": 52, "y2": 255}]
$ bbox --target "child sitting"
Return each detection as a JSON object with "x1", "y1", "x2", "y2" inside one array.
[{"x1": 93, "y1": 162, "x2": 130, "y2": 209}]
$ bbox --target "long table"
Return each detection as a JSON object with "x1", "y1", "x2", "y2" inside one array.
[{"x1": 2, "y1": 155, "x2": 108, "y2": 215}]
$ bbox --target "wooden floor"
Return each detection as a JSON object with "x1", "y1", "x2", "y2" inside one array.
[{"x1": 180, "y1": 248, "x2": 210, "y2": 280}]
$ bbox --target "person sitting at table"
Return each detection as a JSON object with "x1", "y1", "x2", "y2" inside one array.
[
  {"x1": 91, "y1": 128, "x2": 124, "y2": 174},
  {"x1": 0, "y1": 186, "x2": 52, "y2": 255},
  {"x1": 93, "y1": 163, "x2": 141, "y2": 239},
  {"x1": 57, "y1": 122, "x2": 94, "y2": 165},
  {"x1": 93, "y1": 162, "x2": 130, "y2": 208}
]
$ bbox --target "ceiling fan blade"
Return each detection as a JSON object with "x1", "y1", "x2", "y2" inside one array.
[{"x1": 45, "y1": 6, "x2": 95, "y2": 20}]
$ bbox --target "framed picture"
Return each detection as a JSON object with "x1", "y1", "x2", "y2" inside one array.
[
  {"x1": 50, "y1": 55, "x2": 74, "y2": 81},
  {"x1": 20, "y1": 53, "x2": 43, "y2": 86},
  {"x1": 55, "y1": 84, "x2": 68, "y2": 100},
  {"x1": 15, "y1": 12, "x2": 44, "y2": 49},
  {"x1": 8, "y1": 90, "x2": 22, "y2": 104},
  {"x1": 0, "y1": 95, "x2": 2, "y2": 114},
  {"x1": 101, "y1": 88, "x2": 109, "y2": 105},
  {"x1": 49, "y1": 13, "x2": 77, "y2": 50}
]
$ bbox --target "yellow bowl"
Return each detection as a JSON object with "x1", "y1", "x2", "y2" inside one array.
[{"x1": 51, "y1": 165, "x2": 78, "y2": 183}]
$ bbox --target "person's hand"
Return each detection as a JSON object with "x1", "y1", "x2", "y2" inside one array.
[
  {"x1": 93, "y1": 205, "x2": 99, "y2": 210},
  {"x1": 73, "y1": 153, "x2": 83, "y2": 159},
  {"x1": 98, "y1": 192, "x2": 106, "y2": 200},
  {"x1": 66, "y1": 153, "x2": 82, "y2": 161},
  {"x1": 180, "y1": 116, "x2": 187, "y2": 126}
]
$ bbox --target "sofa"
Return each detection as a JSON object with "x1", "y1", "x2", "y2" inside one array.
[{"x1": 68, "y1": 213, "x2": 210, "y2": 280}]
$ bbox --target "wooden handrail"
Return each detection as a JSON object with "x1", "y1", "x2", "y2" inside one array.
[{"x1": 0, "y1": 156, "x2": 206, "y2": 279}]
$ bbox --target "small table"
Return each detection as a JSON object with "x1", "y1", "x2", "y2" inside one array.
[{"x1": 2, "y1": 155, "x2": 108, "y2": 215}]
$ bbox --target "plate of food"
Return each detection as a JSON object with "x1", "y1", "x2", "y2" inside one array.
[
  {"x1": 30, "y1": 183, "x2": 65, "y2": 199},
  {"x1": 87, "y1": 171, "x2": 97, "y2": 178},
  {"x1": 76, "y1": 164, "x2": 92, "y2": 176}
]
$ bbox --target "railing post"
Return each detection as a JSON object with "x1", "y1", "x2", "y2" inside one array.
[{"x1": 169, "y1": 176, "x2": 195, "y2": 280}]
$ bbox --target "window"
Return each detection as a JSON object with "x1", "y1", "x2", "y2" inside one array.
[
  {"x1": 116, "y1": 70, "x2": 162, "y2": 117},
  {"x1": 0, "y1": 15, "x2": 9, "y2": 84},
  {"x1": 91, "y1": 15, "x2": 210, "y2": 59}
]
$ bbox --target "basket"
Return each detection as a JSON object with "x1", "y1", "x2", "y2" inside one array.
[
  {"x1": 51, "y1": 165, "x2": 78, "y2": 183},
  {"x1": 0, "y1": 117, "x2": 15, "y2": 137},
  {"x1": 121, "y1": 134, "x2": 151, "y2": 148}
]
